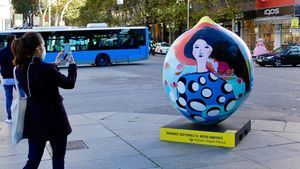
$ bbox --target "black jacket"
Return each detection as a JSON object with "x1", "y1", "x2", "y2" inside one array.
[
  {"x1": 16, "y1": 57, "x2": 77, "y2": 139},
  {"x1": 0, "y1": 43, "x2": 14, "y2": 79}
]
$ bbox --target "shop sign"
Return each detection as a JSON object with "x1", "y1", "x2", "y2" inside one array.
[
  {"x1": 256, "y1": 6, "x2": 294, "y2": 17},
  {"x1": 264, "y1": 8, "x2": 279, "y2": 16},
  {"x1": 291, "y1": 17, "x2": 299, "y2": 29}
]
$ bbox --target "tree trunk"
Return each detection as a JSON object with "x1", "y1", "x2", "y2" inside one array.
[
  {"x1": 59, "y1": 0, "x2": 74, "y2": 25},
  {"x1": 42, "y1": 10, "x2": 47, "y2": 26},
  {"x1": 231, "y1": 18, "x2": 235, "y2": 32}
]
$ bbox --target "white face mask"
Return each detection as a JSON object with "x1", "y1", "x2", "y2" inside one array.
[{"x1": 41, "y1": 46, "x2": 46, "y2": 60}]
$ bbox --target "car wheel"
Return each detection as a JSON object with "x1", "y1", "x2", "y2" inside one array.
[
  {"x1": 95, "y1": 54, "x2": 110, "y2": 66},
  {"x1": 274, "y1": 59, "x2": 282, "y2": 67},
  {"x1": 258, "y1": 63, "x2": 265, "y2": 67}
]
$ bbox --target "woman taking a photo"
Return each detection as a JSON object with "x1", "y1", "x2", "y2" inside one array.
[{"x1": 11, "y1": 32, "x2": 77, "y2": 169}]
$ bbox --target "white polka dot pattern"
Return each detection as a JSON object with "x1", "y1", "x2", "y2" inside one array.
[
  {"x1": 192, "y1": 82, "x2": 199, "y2": 91},
  {"x1": 209, "y1": 73, "x2": 218, "y2": 81},
  {"x1": 177, "y1": 81, "x2": 185, "y2": 94},
  {"x1": 218, "y1": 96, "x2": 226, "y2": 103},
  {"x1": 199, "y1": 77, "x2": 206, "y2": 84},
  {"x1": 194, "y1": 116, "x2": 205, "y2": 122},
  {"x1": 224, "y1": 83, "x2": 233, "y2": 92},
  {"x1": 178, "y1": 97, "x2": 187, "y2": 107},
  {"x1": 190, "y1": 101, "x2": 206, "y2": 111},
  {"x1": 225, "y1": 100, "x2": 236, "y2": 111},
  {"x1": 207, "y1": 109, "x2": 220, "y2": 117},
  {"x1": 202, "y1": 88, "x2": 212, "y2": 98}
]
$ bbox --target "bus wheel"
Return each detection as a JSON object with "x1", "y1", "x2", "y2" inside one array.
[{"x1": 95, "y1": 54, "x2": 110, "y2": 66}]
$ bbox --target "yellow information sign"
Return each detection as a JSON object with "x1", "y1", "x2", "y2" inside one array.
[
  {"x1": 160, "y1": 128, "x2": 236, "y2": 148},
  {"x1": 291, "y1": 17, "x2": 299, "y2": 29}
]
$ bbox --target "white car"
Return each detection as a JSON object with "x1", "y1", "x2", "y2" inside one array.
[{"x1": 155, "y1": 42, "x2": 170, "y2": 55}]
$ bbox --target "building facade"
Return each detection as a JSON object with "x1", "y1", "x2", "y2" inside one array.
[
  {"x1": 238, "y1": 0, "x2": 300, "y2": 51},
  {"x1": 0, "y1": 0, "x2": 12, "y2": 31}
]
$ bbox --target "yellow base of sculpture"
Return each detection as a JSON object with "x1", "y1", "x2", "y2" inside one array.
[{"x1": 160, "y1": 118, "x2": 251, "y2": 148}]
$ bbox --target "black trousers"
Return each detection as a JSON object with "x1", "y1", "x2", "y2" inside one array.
[{"x1": 23, "y1": 136, "x2": 67, "y2": 169}]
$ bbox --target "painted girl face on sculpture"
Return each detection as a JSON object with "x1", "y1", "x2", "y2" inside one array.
[{"x1": 192, "y1": 39, "x2": 212, "y2": 63}]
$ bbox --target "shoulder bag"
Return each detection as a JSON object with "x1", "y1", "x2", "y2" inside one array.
[{"x1": 12, "y1": 63, "x2": 32, "y2": 145}]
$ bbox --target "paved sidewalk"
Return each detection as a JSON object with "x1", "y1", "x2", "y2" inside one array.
[{"x1": 1, "y1": 112, "x2": 300, "y2": 169}]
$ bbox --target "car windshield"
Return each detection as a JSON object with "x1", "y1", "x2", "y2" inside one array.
[
  {"x1": 273, "y1": 46, "x2": 290, "y2": 53},
  {"x1": 161, "y1": 43, "x2": 169, "y2": 47}
]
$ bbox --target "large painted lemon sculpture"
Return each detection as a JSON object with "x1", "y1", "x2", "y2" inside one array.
[{"x1": 163, "y1": 16, "x2": 254, "y2": 124}]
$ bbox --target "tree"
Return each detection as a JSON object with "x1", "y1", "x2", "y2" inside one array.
[
  {"x1": 158, "y1": 0, "x2": 186, "y2": 43},
  {"x1": 49, "y1": 0, "x2": 86, "y2": 26},
  {"x1": 38, "y1": 0, "x2": 48, "y2": 26},
  {"x1": 62, "y1": 0, "x2": 86, "y2": 25},
  {"x1": 75, "y1": 0, "x2": 242, "y2": 43},
  {"x1": 77, "y1": 0, "x2": 116, "y2": 26},
  {"x1": 12, "y1": 0, "x2": 39, "y2": 26}
]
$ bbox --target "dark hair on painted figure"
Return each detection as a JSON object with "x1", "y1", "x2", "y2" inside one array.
[{"x1": 182, "y1": 27, "x2": 250, "y2": 92}]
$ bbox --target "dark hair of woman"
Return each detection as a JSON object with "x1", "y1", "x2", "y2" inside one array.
[
  {"x1": 11, "y1": 32, "x2": 44, "y2": 68},
  {"x1": 6, "y1": 34, "x2": 16, "y2": 44},
  {"x1": 183, "y1": 27, "x2": 250, "y2": 92}
]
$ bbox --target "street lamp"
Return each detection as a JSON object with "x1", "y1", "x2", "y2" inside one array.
[{"x1": 187, "y1": 0, "x2": 190, "y2": 30}]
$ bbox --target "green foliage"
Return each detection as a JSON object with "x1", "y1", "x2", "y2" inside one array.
[
  {"x1": 64, "y1": 0, "x2": 86, "y2": 21},
  {"x1": 57, "y1": 0, "x2": 87, "y2": 25},
  {"x1": 12, "y1": 0, "x2": 39, "y2": 24},
  {"x1": 11, "y1": 0, "x2": 242, "y2": 41},
  {"x1": 77, "y1": 0, "x2": 115, "y2": 26}
]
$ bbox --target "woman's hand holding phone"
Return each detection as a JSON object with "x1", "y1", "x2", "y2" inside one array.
[
  {"x1": 54, "y1": 50, "x2": 75, "y2": 66},
  {"x1": 55, "y1": 50, "x2": 64, "y2": 65},
  {"x1": 67, "y1": 52, "x2": 75, "y2": 64}
]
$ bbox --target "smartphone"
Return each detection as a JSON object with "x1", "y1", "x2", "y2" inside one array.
[{"x1": 63, "y1": 43, "x2": 70, "y2": 60}]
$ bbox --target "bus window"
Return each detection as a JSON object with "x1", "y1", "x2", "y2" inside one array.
[
  {"x1": 133, "y1": 29, "x2": 145, "y2": 46},
  {"x1": 69, "y1": 35, "x2": 88, "y2": 51},
  {"x1": 46, "y1": 35, "x2": 65, "y2": 52},
  {"x1": 0, "y1": 40, "x2": 7, "y2": 50},
  {"x1": 0, "y1": 35, "x2": 8, "y2": 49},
  {"x1": 93, "y1": 29, "x2": 140, "y2": 49},
  {"x1": 87, "y1": 38, "x2": 97, "y2": 50}
]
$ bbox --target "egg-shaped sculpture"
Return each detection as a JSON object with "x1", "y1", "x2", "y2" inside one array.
[{"x1": 163, "y1": 16, "x2": 254, "y2": 124}]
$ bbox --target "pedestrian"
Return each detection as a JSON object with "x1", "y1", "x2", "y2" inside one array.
[
  {"x1": 252, "y1": 38, "x2": 268, "y2": 57},
  {"x1": 0, "y1": 34, "x2": 18, "y2": 123},
  {"x1": 11, "y1": 32, "x2": 77, "y2": 169}
]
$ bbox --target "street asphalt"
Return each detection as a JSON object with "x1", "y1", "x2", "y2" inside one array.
[{"x1": 1, "y1": 54, "x2": 300, "y2": 122}]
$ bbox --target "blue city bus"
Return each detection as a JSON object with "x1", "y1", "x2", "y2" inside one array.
[{"x1": 0, "y1": 26, "x2": 149, "y2": 66}]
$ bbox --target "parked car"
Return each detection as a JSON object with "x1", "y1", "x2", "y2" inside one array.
[
  {"x1": 155, "y1": 42, "x2": 170, "y2": 55},
  {"x1": 255, "y1": 46, "x2": 300, "y2": 67}
]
